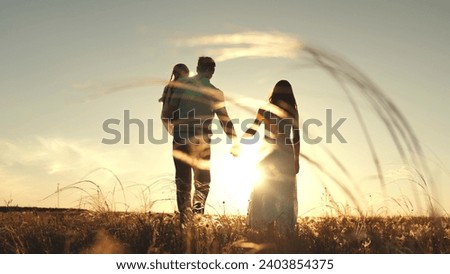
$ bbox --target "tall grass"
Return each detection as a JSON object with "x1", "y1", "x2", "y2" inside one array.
[
  {"x1": 301, "y1": 46, "x2": 435, "y2": 214},
  {"x1": 41, "y1": 168, "x2": 129, "y2": 212},
  {"x1": 1, "y1": 210, "x2": 449, "y2": 254}
]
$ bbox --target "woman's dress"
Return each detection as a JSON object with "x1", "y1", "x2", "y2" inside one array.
[{"x1": 247, "y1": 108, "x2": 298, "y2": 231}]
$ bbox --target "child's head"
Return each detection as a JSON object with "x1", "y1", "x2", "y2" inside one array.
[{"x1": 172, "y1": 63, "x2": 189, "y2": 81}]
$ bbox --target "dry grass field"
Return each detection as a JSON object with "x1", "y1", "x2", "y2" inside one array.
[{"x1": 1, "y1": 207, "x2": 449, "y2": 254}]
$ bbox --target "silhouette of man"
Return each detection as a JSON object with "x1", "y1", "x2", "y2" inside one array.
[{"x1": 162, "y1": 56, "x2": 238, "y2": 226}]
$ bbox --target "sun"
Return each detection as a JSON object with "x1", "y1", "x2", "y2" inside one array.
[{"x1": 211, "y1": 142, "x2": 263, "y2": 214}]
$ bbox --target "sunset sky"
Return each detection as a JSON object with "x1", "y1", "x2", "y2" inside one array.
[{"x1": 1, "y1": 0, "x2": 449, "y2": 216}]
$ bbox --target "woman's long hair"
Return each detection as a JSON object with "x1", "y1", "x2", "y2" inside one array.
[{"x1": 269, "y1": 80, "x2": 298, "y2": 119}]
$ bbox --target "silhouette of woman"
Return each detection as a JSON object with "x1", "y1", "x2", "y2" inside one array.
[{"x1": 242, "y1": 80, "x2": 300, "y2": 231}]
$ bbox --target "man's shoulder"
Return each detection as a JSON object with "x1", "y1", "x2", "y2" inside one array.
[
  {"x1": 180, "y1": 76, "x2": 193, "y2": 83},
  {"x1": 203, "y1": 80, "x2": 221, "y2": 94},
  {"x1": 191, "y1": 75, "x2": 218, "y2": 88},
  {"x1": 209, "y1": 82, "x2": 220, "y2": 91}
]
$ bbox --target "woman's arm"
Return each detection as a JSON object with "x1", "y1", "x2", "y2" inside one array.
[
  {"x1": 242, "y1": 108, "x2": 264, "y2": 139},
  {"x1": 293, "y1": 111, "x2": 300, "y2": 173}
]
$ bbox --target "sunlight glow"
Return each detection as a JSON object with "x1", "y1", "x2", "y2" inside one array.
[{"x1": 212, "y1": 143, "x2": 263, "y2": 214}]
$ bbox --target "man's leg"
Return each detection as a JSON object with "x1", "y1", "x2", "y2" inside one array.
[
  {"x1": 173, "y1": 139, "x2": 193, "y2": 225},
  {"x1": 192, "y1": 140, "x2": 211, "y2": 214}
]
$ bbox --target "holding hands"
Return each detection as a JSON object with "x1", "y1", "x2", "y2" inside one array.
[{"x1": 230, "y1": 143, "x2": 240, "y2": 158}]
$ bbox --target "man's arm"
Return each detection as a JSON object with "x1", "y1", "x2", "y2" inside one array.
[
  {"x1": 215, "y1": 106, "x2": 237, "y2": 141},
  {"x1": 212, "y1": 90, "x2": 236, "y2": 141},
  {"x1": 216, "y1": 106, "x2": 240, "y2": 157}
]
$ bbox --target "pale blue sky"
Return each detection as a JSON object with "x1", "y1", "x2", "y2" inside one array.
[{"x1": 1, "y1": 0, "x2": 449, "y2": 215}]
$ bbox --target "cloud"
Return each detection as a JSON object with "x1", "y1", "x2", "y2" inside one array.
[
  {"x1": 181, "y1": 31, "x2": 304, "y2": 62},
  {"x1": 0, "y1": 137, "x2": 172, "y2": 176},
  {"x1": 0, "y1": 137, "x2": 174, "y2": 209},
  {"x1": 1, "y1": 138, "x2": 95, "y2": 175},
  {"x1": 75, "y1": 31, "x2": 302, "y2": 99}
]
